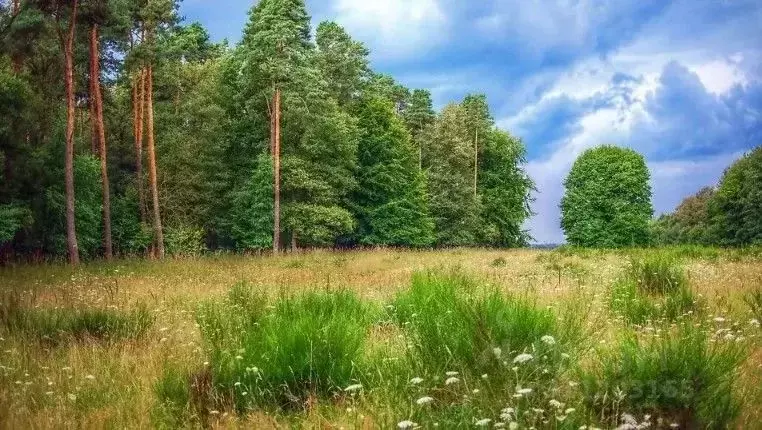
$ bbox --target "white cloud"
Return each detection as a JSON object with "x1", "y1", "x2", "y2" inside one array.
[{"x1": 330, "y1": 0, "x2": 447, "y2": 61}]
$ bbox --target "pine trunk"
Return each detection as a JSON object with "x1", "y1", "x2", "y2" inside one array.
[
  {"x1": 88, "y1": 28, "x2": 98, "y2": 155},
  {"x1": 273, "y1": 87, "x2": 281, "y2": 255},
  {"x1": 62, "y1": 0, "x2": 80, "y2": 266},
  {"x1": 145, "y1": 65, "x2": 164, "y2": 259},
  {"x1": 90, "y1": 25, "x2": 112, "y2": 259},
  {"x1": 133, "y1": 69, "x2": 146, "y2": 222}
]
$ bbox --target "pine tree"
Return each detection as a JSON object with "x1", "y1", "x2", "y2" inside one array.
[
  {"x1": 240, "y1": 0, "x2": 312, "y2": 254},
  {"x1": 315, "y1": 21, "x2": 369, "y2": 108},
  {"x1": 354, "y1": 97, "x2": 434, "y2": 247}
]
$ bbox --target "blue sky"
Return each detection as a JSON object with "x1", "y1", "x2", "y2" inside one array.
[{"x1": 180, "y1": 0, "x2": 762, "y2": 244}]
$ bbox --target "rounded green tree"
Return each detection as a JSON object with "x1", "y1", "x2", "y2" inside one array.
[{"x1": 561, "y1": 146, "x2": 653, "y2": 247}]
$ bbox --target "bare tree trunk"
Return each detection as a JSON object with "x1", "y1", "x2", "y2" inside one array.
[
  {"x1": 88, "y1": 28, "x2": 98, "y2": 155},
  {"x1": 133, "y1": 69, "x2": 146, "y2": 222},
  {"x1": 60, "y1": 0, "x2": 80, "y2": 266},
  {"x1": 473, "y1": 128, "x2": 479, "y2": 200},
  {"x1": 90, "y1": 24, "x2": 112, "y2": 259},
  {"x1": 272, "y1": 87, "x2": 281, "y2": 255},
  {"x1": 145, "y1": 65, "x2": 164, "y2": 258}
]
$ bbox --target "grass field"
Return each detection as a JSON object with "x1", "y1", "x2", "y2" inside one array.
[{"x1": 1, "y1": 248, "x2": 761, "y2": 429}]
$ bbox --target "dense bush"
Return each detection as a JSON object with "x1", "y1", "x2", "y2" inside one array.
[{"x1": 561, "y1": 146, "x2": 653, "y2": 247}]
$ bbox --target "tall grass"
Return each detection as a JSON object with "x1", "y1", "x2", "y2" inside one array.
[
  {"x1": 0, "y1": 292, "x2": 153, "y2": 343},
  {"x1": 580, "y1": 323, "x2": 747, "y2": 428},
  {"x1": 609, "y1": 253, "x2": 699, "y2": 324},
  {"x1": 195, "y1": 283, "x2": 374, "y2": 412}
]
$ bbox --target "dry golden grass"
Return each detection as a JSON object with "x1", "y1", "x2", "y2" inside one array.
[{"x1": 0, "y1": 248, "x2": 760, "y2": 429}]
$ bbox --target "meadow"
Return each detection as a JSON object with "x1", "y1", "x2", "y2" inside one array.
[{"x1": 1, "y1": 247, "x2": 761, "y2": 429}]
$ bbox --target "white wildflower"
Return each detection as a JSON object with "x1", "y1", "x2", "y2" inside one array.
[
  {"x1": 409, "y1": 377, "x2": 424, "y2": 385},
  {"x1": 714, "y1": 317, "x2": 726, "y2": 323},
  {"x1": 398, "y1": 420, "x2": 416, "y2": 429},
  {"x1": 621, "y1": 413, "x2": 638, "y2": 425},
  {"x1": 85, "y1": 375, "x2": 95, "y2": 381},
  {"x1": 541, "y1": 335, "x2": 556, "y2": 345},
  {"x1": 549, "y1": 399, "x2": 563, "y2": 408},
  {"x1": 416, "y1": 396, "x2": 434, "y2": 405},
  {"x1": 669, "y1": 424, "x2": 679, "y2": 429},
  {"x1": 565, "y1": 408, "x2": 576, "y2": 414},
  {"x1": 472, "y1": 388, "x2": 480, "y2": 394},
  {"x1": 509, "y1": 422, "x2": 519, "y2": 430},
  {"x1": 516, "y1": 387, "x2": 533, "y2": 395},
  {"x1": 475, "y1": 418, "x2": 491, "y2": 426},
  {"x1": 513, "y1": 353, "x2": 533, "y2": 364},
  {"x1": 344, "y1": 383, "x2": 363, "y2": 392},
  {"x1": 481, "y1": 373, "x2": 488, "y2": 380},
  {"x1": 445, "y1": 377, "x2": 460, "y2": 385},
  {"x1": 493, "y1": 347, "x2": 502, "y2": 358},
  {"x1": 445, "y1": 371, "x2": 459, "y2": 376}
]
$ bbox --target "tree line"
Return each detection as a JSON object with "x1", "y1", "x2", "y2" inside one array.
[
  {"x1": 560, "y1": 145, "x2": 762, "y2": 248},
  {"x1": 0, "y1": 0, "x2": 534, "y2": 264}
]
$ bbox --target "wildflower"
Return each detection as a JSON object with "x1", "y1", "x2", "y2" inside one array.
[
  {"x1": 541, "y1": 335, "x2": 556, "y2": 345},
  {"x1": 344, "y1": 383, "x2": 363, "y2": 392},
  {"x1": 475, "y1": 418, "x2": 491, "y2": 426},
  {"x1": 493, "y1": 347, "x2": 502, "y2": 358},
  {"x1": 409, "y1": 377, "x2": 424, "y2": 385},
  {"x1": 481, "y1": 373, "x2": 488, "y2": 380},
  {"x1": 500, "y1": 407, "x2": 515, "y2": 421},
  {"x1": 549, "y1": 399, "x2": 563, "y2": 408},
  {"x1": 67, "y1": 393, "x2": 76, "y2": 401},
  {"x1": 472, "y1": 388, "x2": 480, "y2": 394},
  {"x1": 621, "y1": 413, "x2": 637, "y2": 425},
  {"x1": 669, "y1": 424, "x2": 679, "y2": 429},
  {"x1": 494, "y1": 423, "x2": 506, "y2": 429},
  {"x1": 416, "y1": 396, "x2": 434, "y2": 405},
  {"x1": 750, "y1": 319, "x2": 760, "y2": 326},
  {"x1": 509, "y1": 422, "x2": 519, "y2": 430},
  {"x1": 160, "y1": 337, "x2": 168, "y2": 343},
  {"x1": 235, "y1": 355, "x2": 243, "y2": 360},
  {"x1": 85, "y1": 375, "x2": 95, "y2": 381},
  {"x1": 513, "y1": 353, "x2": 533, "y2": 364},
  {"x1": 565, "y1": 408, "x2": 576, "y2": 414},
  {"x1": 445, "y1": 376, "x2": 460, "y2": 385},
  {"x1": 714, "y1": 317, "x2": 726, "y2": 323},
  {"x1": 398, "y1": 420, "x2": 416, "y2": 429},
  {"x1": 516, "y1": 387, "x2": 532, "y2": 395},
  {"x1": 446, "y1": 371, "x2": 459, "y2": 376}
]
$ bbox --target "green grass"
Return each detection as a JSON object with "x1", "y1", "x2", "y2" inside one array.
[
  {"x1": 0, "y1": 292, "x2": 153, "y2": 343},
  {"x1": 195, "y1": 284, "x2": 375, "y2": 412},
  {"x1": 580, "y1": 323, "x2": 748, "y2": 429},
  {"x1": 608, "y1": 253, "x2": 700, "y2": 325}
]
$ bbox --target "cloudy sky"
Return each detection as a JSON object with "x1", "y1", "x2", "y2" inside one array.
[{"x1": 181, "y1": 0, "x2": 762, "y2": 244}]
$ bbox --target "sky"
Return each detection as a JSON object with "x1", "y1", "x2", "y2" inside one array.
[{"x1": 180, "y1": 0, "x2": 762, "y2": 244}]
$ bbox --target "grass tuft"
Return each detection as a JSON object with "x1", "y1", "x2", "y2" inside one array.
[{"x1": 580, "y1": 323, "x2": 747, "y2": 429}]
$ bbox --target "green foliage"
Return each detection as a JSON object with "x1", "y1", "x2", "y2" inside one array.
[
  {"x1": 229, "y1": 155, "x2": 273, "y2": 251},
  {"x1": 561, "y1": 146, "x2": 653, "y2": 247},
  {"x1": 424, "y1": 104, "x2": 481, "y2": 246},
  {"x1": 153, "y1": 366, "x2": 194, "y2": 428},
  {"x1": 164, "y1": 225, "x2": 206, "y2": 256},
  {"x1": 197, "y1": 284, "x2": 372, "y2": 409},
  {"x1": 111, "y1": 189, "x2": 152, "y2": 256},
  {"x1": 354, "y1": 97, "x2": 434, "y2": 247},
  {"x1": 0, "y1": 204, "x2": 32, "y2": 245},
  {"x1": 46, "y1": 156, "x2": 103, "y2": 259},
  {"x1": 581, "y1": 323, "x2": 747, "y2": 428},
  {"x1": 650, "y1": 188, "x2": 715, "y2": 246},
  {"x1": 478, "y1": 130, "x2": 534, "y2": 247},
  {"x1": 628, "y1": 253, "x2": 686, "y2": 294},
  {"x1": 709, "y1": 146, "x2": 762, "y2": 246},
  {"x1": 744, "y1": 288, "x2": 762, "y2": 322},
  {"x1": 315, "y1": 21, "x2": 369, "y2": 107}
]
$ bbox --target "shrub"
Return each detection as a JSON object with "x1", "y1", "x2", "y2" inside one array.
[
  {"x1": 165, "y1": 225, "x2": 206, "y2": 256},
  {"x1": 580, "y1": 323, "x2": 747, "y2": 428},
  {"x1": 197, "y1": 285, "x2": 372, "y2": 410}
]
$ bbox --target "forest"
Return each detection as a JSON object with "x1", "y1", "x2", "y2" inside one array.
[
  {"x1": 2, "y1": 0, "x2": 761, "y2": 266},
  {"x1": 0, "y1": 0, "x2": 536, "y2": 265}
]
